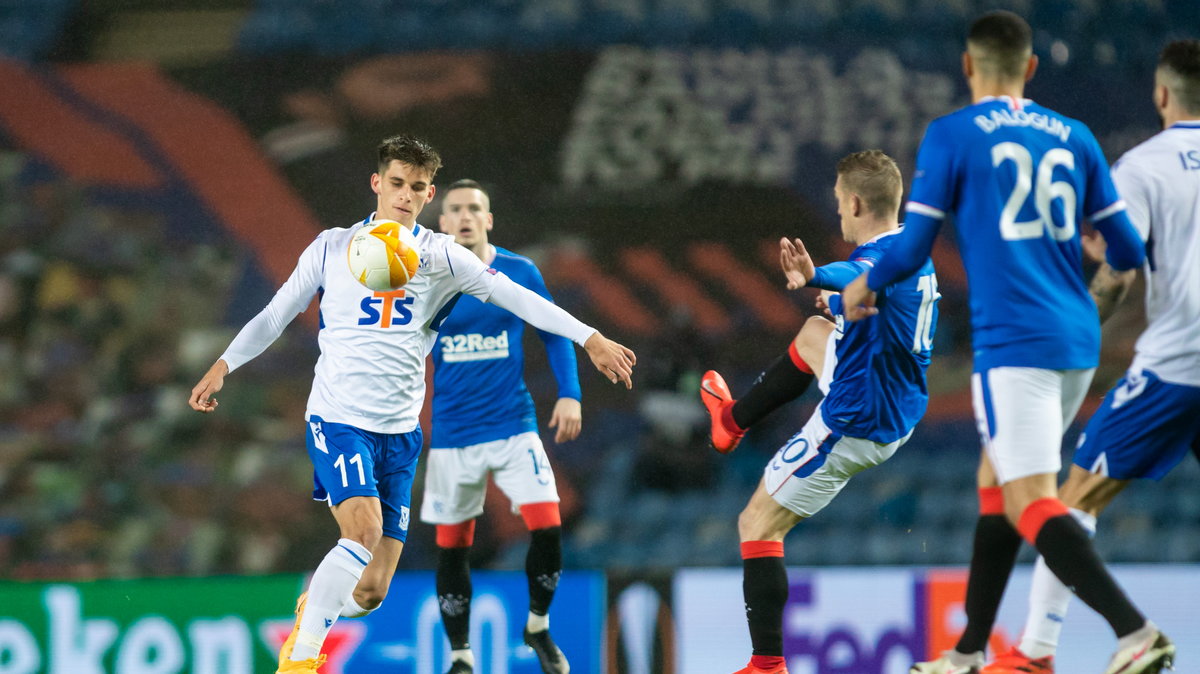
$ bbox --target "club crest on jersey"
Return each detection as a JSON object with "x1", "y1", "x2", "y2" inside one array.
[{"x1": 419, "y1": 253, "x2": 431, "y2": 272}]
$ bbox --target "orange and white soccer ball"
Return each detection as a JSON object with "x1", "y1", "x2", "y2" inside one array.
[{"x1": 347, "y1": 219, "x2": 421, "y2": 291}]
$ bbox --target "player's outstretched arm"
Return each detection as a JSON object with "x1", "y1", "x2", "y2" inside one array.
[
  {"x1": 189, "y1": 359, "x2": 229, "y2": 413},
  {"x1": 779, "y1": 237, "x2": 817, "y2": 290},
  {"x1": 548, "y1": 398, "x2": 582, "y2": 443},
  {"x1": 583, "y1": 332, "x2": 636, "y2": 389}
]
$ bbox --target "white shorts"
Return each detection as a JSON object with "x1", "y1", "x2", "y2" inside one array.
[
  {"x1": 420, "y1": 431, "x2": 559, "y2": 525},
  {"x1": 971, "y1": 367, "x2": 1094, "y2": 484},
  {"x1": 763, "y1": 401, "x2": 909, "y2": 518}
]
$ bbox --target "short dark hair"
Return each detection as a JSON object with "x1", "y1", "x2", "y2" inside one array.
[
  {"x1": 377, "y1": 134, "x2": 442, "y2": 178},
  {"x1": 445, "y1": 179, "x2": 488, "y2": 199},
  {"x1": 836, "y1": 150, "x2": 902, "y2": 220},
  {"x1": 967, "y1": 11, "x2": 1033, "y2": 80},
  {"x1": 1159, "y1": 40, "x2": 1200, "y2": 115},
  {"x1": 442, "y1": 179, "x2": 491, "y2": 213}
]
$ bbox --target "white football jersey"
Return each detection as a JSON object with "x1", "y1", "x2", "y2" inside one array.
[
  {"x1": 1111, "y1": 121, "x2": 1200, "y2": 386},
  {"x1": 221, "y1": 219, "x2": 500, "y2": 433}
]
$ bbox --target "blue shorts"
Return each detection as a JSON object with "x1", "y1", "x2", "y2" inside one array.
[
  {"x1": 1073, "y1": 369, "x2": 1200, "y2": 480},
  {"x1": 306, "y1": 415, "x2": 424, "y2": 541}
]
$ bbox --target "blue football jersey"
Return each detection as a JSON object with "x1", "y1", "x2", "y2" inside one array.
[
  {"x1": 868, "y1": 96, "x2": 1143, "y2": 372},
  {"x1": 818, "y1": 231, "x2": 939, "y2": 443},
  {"x1": 430, "y1": 246, "x2": 581, "y2": 448}
]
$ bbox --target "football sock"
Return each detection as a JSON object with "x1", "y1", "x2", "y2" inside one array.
[
  {"x1": 527, "y1": 526, "x2": 563, "y2": 617},
  {"x1": 339, "y1": 596, "x2": 377, "y2": 618},
  {"x1": 437, "y1": 545, "x2": 474, "y2": 650},
  {"x1": 955, "y1": 488, "x2": 1022, "y2": 656},
  {"x1": 1019, "y1": 508, "x2": 1096, "y2": 659},
  {"x1": 1019, "y1": 499, "x2": 1144, "y2": 638},
  {"x1": 527, "y1": 611, "x2": 550, "y2": 633},
  {"x1": 291, "y1": 538, "x2": 371, "y2": 661},
  {"x1": 731, "y1": 342, "x2": 814, "y2": 430},
  {"x1": 741, "y1": 541, "x2": 786, "y2": 657},
  {"x1": 450, "y1": 648, "x2": 476, "y2": 667}
]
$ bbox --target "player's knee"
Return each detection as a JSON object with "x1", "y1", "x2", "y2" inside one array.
[
  {"x1": 345, "y1": 524, "x2": 384, "y2": 551},
  {"x1": 737, "y1": 504, "x2": 764, "y2": 541}
]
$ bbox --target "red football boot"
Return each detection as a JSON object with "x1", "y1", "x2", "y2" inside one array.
[{"x1": 700, "y1": 370, "x2": 745, "y2": 453}]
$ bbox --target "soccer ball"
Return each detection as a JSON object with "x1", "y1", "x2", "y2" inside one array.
[{"x1": 347, "y1": 220, "x2": 421, "y2": 291}]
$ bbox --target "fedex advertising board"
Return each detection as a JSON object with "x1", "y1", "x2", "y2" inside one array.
[{"x1": 676, "y1": 565, "x2": 1198, "y2": 674}]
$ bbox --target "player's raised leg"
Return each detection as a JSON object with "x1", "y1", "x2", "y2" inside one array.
[
  {"x1": 701, "y1": 316, "x2": 832, "y2": 453},
  {"x1": 280, "y1": 495, "x2": 377, "y2": 672}
]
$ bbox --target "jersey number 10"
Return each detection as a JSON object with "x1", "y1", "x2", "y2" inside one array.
[{"x1": 992, "y1": 143, "x2": 1077, "y2": 242}]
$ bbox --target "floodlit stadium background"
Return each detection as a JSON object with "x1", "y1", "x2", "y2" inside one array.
[{"x1": 0, "y1": 0, "x2": 1196, "y2": 672}]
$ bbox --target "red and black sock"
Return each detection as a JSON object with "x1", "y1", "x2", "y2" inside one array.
[
  {"x1": 955, "y1": 487, "x2": 1022, "y2": 655},
  {"x1": 436, "y1": 545, "x2": 473, "y2": 650},
  {"x1": 731, "y1": 342, "x2": 814, "y2": 430},
  {"x1": 526, "y1": 526, "x2": 562, "y2": 616},
  {"x1": 1019, "y1": 498, "x2": 1144, "y2": 637},
  {"x1": 741, "y1": 540, "x2": 787, "y2": 668}
]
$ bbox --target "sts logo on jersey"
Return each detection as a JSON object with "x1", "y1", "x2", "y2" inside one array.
[{"x1": 359, "y1": 289, "x2": 415, "y2": 328}]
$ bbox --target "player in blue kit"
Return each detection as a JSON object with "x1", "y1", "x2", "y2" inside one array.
[
  {"x1": 701, "y1": 150, "x2": 939, "y2": 674},
  {"x1": 840, "y1": 12, "x2": 1173, "y2": 674},
  {"x1": 422, "y1": 180, "x2": 580, "y2": 674},
  {"x1": 982, "y1": 39, "x2": 1200, "y2": 674},
  {"x1": 189, "y1": 139, "x2": 636, "y2": 674}
]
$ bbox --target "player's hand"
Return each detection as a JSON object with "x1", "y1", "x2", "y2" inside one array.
[
  {"x1": 841, "y1": 274, "x2": 878, "y2": 322},
  {"x1": 1081, "y1": 230, "x2": 1108, "y2": 264},
  {"x1": 189, "y1": 359, "x2": 229, "y2": 413},
  {"x1": 779, "y1": 237, "x2": 817, "y2": 290},
  {"x1": 548, "y1": 397, "x2": 582, "y2": 443},
  {"x1": 583, "y1": 332, "x2": 636, "y2": 389},
  {"x1": 815, "y1": 290, "x2": 836, "y2": 319}
]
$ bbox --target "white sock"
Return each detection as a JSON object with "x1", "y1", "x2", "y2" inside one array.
[
  {"x1": 1019, "y1": 508, "x2": 1097, "y2": 659},
  {"x1": 339, "y1": 596, "x2": 378, "y2": 618},
  {"x1": 1117, "y1": 621, "x2": 1156, "y2": 650},
  {"x1": 526, "y1": 611, "x2": 549, "y2": 633},
  {"x1": 450, "y1": 648, "x2": 475, "y2": 666},
  {"x1": 291, "y1": 539, "x2": 372, "y2": 661}
]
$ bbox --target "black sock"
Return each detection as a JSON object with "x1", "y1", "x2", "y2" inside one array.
[
  {"x1": 731, "y1": 352, "x2": 814, "y2": 430},
  {"x1": 955, "y1": 514, "x2": 1022, "y2": 654},
  {"x1": 1034, "y1": 514, "x2": 1144, "y2": 637},
  {"x1": 527, "y1": 526, "x2": 562, "y2": 617},
  {"x1": 437, "y1": 546, "x2": 473, "y2": 649},
  {"x1": 743, "y1": 556, "x2": 787, "y2": 656}
]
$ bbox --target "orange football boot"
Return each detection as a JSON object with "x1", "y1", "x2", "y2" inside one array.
[{"x1": 700, "y1": 370, "x2": 745, "y2": 453}]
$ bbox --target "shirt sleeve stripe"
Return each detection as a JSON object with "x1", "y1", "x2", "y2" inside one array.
[
  {"x1": 906, "y1": 201, "x2": 946, "y2": 219},
  {"x1": 1088, "y1": 200, "x2": 1127, "y2": 223}
]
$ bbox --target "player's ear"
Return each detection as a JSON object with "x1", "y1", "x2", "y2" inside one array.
[
  {"x1": 427, "y1": 183, "x2": 437, "y2": 201},
  {"x1": 1024, "y1": 54, "x2": 1038, "y2": 83},
  {"x1": 485, "y1": 213, "x2": 494, "y2": 231},
  {"x1": 1154, "y1": 82, "x2": 1169, "y2": 112},
  {"x1": 851, "y1": 193, "x2": 863, "y2": 218},
  {"x1": 370, "y1": 173, "x2": 381, "y2": 195},
  {"x1": 962, "y1": 51, "x2": 973, "y2": 79}
]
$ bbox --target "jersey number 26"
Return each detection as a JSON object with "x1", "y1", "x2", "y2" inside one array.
[{"x1": 992, "y1": 143, "x2": 1077, "y2": 242}]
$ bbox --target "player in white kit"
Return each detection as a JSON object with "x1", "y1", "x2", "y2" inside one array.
[
  {"x1": 983, "y1": 39, "x2": 1200, "y2": 674},
  {"x1": 188, "y1": 135, "x2": 635, "y2": 674}
]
